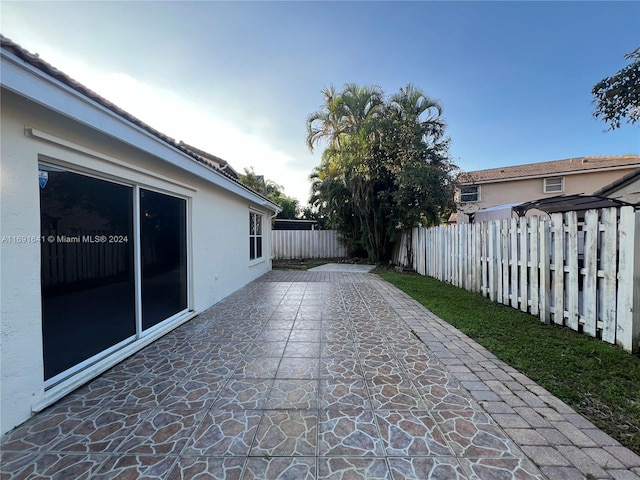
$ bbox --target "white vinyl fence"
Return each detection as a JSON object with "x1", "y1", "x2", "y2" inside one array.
[
  {"x1": 272, "y1": 230, "x2": 348, "y2": 260},
  {"x1": 393, "y1": 207, "x2": 640, "y2": 353}
]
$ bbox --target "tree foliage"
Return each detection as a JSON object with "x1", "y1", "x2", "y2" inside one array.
[
  {"x1": 306, "y1": 83, "x2": 457, "y2": 262},
  {"x1": 238, "y1": 167, "x2": 300, "y2": 219},
  {"x1": 592, "y1": 48, "x2": 640, "y2": 130}
]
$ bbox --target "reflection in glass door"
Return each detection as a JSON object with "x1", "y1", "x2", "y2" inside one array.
[
  {"x1": 140, "y1": 189, "x2": 188, "y2": 331},
  {"x1": 39, "y1": 166, "x2": 135, "y2": 382}
]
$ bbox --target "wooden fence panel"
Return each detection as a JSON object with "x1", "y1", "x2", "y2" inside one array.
[
  {"x1": 391, "y1": 206, "x2": 638, "y2": 353},
  {"x1": 272, "y1": 230, "x2": 348, "y2": 260}
]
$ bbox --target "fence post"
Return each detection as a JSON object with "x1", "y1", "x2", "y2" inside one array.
[{"x1": 616, "y1": 206, "x2": 640, "y2": 353}]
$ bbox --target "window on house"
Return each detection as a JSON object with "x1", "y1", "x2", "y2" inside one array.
[
  {"x1": 544, "y1": 177, "x2": 564, "y2": 193},
  {"x1": 249, "y1": 211, "x2": 263, "y2": 261},
  {"x1": 460, "y1": 185, "x2": 480, "y2": 202}
]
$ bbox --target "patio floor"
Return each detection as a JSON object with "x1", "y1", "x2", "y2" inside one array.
[{"x1": 2, "y1": 269, "x2": 639, "y2": 479}]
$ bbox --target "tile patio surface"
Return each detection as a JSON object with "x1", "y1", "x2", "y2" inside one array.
[{"x1": 2, "y1": 269, "x2": 639, "y2": 479}]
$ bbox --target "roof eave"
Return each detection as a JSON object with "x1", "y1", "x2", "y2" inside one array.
[
  {"x1": 459, "y1": 164, "x2": 640, "y2": 185},
  {"x1": 0, "y1": 46, "x2": 279, "y2": 213}
]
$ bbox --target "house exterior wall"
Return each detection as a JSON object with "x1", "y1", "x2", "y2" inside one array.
[
  {"x1": 457, "y1": 168, "x2": 639, "y2": 221},
  {"x1": 0, "y1": 89, "x2": 273, "y2": 434}
]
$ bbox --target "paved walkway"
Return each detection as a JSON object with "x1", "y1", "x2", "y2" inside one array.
[{"x1": 2, "y1": 271, "x2": 639, "y2": 479}]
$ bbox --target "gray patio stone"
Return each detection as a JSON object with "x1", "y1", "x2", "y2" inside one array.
[{"x1": 2, "y1": 269, "x2": 638, "y2": 480}]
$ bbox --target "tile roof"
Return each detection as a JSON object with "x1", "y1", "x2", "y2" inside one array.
[
  {"x1": 178, "y1": 141, "x2": 239, "y2": 179},
  {"x1": 459, "y1": 155, "x2": 640, "y2": 184},
  {"x1": 0, "y1": 35, "x2": 268, "y2": 202}
]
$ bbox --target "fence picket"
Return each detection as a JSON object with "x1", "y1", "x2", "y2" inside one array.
[
  {"x1": 551, "y1": 213, "x2": 565, "y2": 325},
  {"x1": 510, "y1": 218, "x2": 519, "y2": 309},
  {"x1": 539, "y1": 218, "x2": 551, "y2": 323},
  {"x1": 530, "y1": 216, "x2": 539, "y2": 316},
  {"x1": 519, "y1": 217, "x2": 529, "y2": 313},
  {"x1": 502, "y1": 219, "x2": 510, "y2": 305},
  {"x1": 582, "y1": 210, "x2": 598, "y2": 336},
  {"x1": 566, "y1": 211, "x2": 579, "y2": 330}
]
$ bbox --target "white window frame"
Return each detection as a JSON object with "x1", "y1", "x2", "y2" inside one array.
[
  {"x1": 249, "y1": 210, "x2": 264, "y2": 263},
  {"x1": 544, "y1": 177, "x2": 564, "y2": 193},
  {"x1": 460, "y1": 185, "x2": 480, "y2": 203}
]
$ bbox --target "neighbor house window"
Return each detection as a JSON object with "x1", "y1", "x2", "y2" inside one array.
[
  {"x1": 544, "y1": 177, "x2": 564, "y2": 193},
  {"x1": 460, "y1": 185, "x2": 480, "y2": 202},
  {"x1": 249, "y1": 211, "x2": 263, "y2": 261}
]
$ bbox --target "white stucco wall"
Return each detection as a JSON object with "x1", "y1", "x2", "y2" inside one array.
[{"x1": 0, "y1": 88, "x2": 274, "y2": 434}]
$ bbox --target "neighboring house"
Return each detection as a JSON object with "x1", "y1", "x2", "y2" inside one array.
[
  {"x1": 0, "y1": 36, "x2": 279, "y2": 435},
  {"x1": 455, "y1": 155, "x2": 640, "y2": 222},
  {"x1": 593, "y1": 168, "x2": 640, "y2": 205}
]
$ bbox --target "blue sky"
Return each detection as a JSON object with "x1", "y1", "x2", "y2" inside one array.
[{"x1": 2, "y1": 1, "x2": 639, "y2": 204}]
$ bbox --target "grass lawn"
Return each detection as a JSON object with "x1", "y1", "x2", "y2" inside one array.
[{"x1": 377, "y1": 270, "x2": 640, "y2": 454}]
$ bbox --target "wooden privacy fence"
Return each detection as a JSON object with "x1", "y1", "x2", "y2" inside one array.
[
  {"x1": 272, "y1": 230, "x2": 348, "y2": 260},
  {"x1": 393, "y1": 206, "x2": 640, "y2": 353}
]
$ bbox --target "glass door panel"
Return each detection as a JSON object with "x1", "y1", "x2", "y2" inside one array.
[
  {"x1": 140, "y1": 189, "x2": 187, "y2": 331},
  {"x1": 39, "y1": 165, "x2": 135, "y2": 381}
]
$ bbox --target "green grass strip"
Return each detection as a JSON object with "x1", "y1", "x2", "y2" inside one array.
[{"x1": 377, "y1": 271, "x2": 640, "y2": 454}]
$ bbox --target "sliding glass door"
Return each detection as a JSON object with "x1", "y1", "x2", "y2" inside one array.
[
  {"x1": 40, "y1": 166, "x2": 136, "y2": 381},
  {"x1": 40, "y1": 165, "x2": 189, "y2": 384}
]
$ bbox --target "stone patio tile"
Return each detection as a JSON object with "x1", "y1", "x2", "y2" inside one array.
[
  {"x1": 0, "y1": 405, "x2": 99, "y2": 452},
  {"x1": 387, "y1": 457, "x2": 468, "y2": 480},
  {"x1": 244, "y1": 457, "x2": 316, "y2": 479},
  {"x1": 318, "y1": 409, "x2": 384, "y2": 456},
  {"x1": 0, "y1": 451, "x2": 40, "y2": 479},
  {"x1": 375, "y1": 410, "x2": 452, "y2": 456},
  {"x1": 167, "y1": 457, "x2": 245, "y2": 480},
  {"x1": 212, "y1": 378, "x2": 272, "y2": 410},
  {"x1": 319, "y1": 377, "x2": 371, "y2": 410},
  {"x1": 317, "y1": 457, "x2": 391, "y2": 479},
  {"x1": 116, "y1": 409, "x2": 205, "y2": 455},
  {"x1": 49, "y1": 406, "x2": 154, "y2": 453},
  {"x1": 266, "y1": 379, "x2": 319, "y2": 409},
  {"x1": 432, "y1": 410, "x2": 522, "y2": 458},
  {"x1": 250, "y1": 410, "x2": 317, "y2": 456},
  {"x1": 93, "y1": 454, "x2": 179, "y2": 479},
  {"x1": 160, "y1": 375, "x2": 227, "y2": 410},
  {"x1": 9, "y1": 453, "x2": 111, "y2": 480},
  {"x1": 458, "y1": 457, "x2": 544, "y2": 480},
  {"x1": 183, "y1": 410, "x2": 262, "y2": 456},
  {"x1": 4, "y1": 270, "x2": 640, "y2": 480}
]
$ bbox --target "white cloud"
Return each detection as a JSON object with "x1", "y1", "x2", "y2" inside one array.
[{"x1": 23, "y1": 46, "x2": 313, "y2": 205}]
